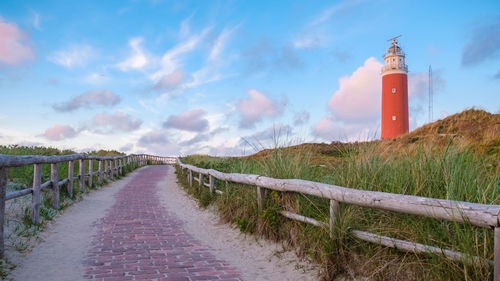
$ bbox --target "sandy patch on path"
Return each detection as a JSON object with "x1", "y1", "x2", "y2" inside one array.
[
  {"x1": 157, "y1": 166, "x2": 320, "y2": 281},
  {"x1": 7, "y1": 168, "x2": 144, "y2": 281}
]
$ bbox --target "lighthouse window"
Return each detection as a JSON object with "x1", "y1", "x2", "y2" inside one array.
[
  {"x1": 392, "y1": 88, "x2": 396, "y2": 93},
  {"x1": 392, "y1": 116, "x2": 396, "y2": 121}
]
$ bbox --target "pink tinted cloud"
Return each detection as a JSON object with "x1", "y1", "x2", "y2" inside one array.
[
  {"x1": 312, "y1": 115, "x2": 377, "y2": 141},
  {"x1": 92, "y1": 111, "x2": 142, "y2": 133},
  {"x1": 328, "y1": 57, "x2": 382, "y2": 123},
  {"x1": 53, "y1": 90, "x2": 121, "y2": 112},
  {"x1": 0, "y1": 17, "x2": 35, "y2": 65},
  {"x1": 238, "y1": 89, "x2": 285, "y2": 128},
  {"x1": 152, "y1": 69, "x2": 188, "y2": 92},
  {"x1": 44, "y1": 125, "x2": 78, "y2": 141},
  {"x1": 163, "y1": 109, "x2": 208, "y2": 132}
]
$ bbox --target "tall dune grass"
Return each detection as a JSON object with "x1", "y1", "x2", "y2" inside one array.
[{"x1": 177, "y1": 142, "x2": 499, "y2": 280}]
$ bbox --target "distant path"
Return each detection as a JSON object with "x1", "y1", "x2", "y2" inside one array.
[{"x1": 9, "y1": 165, "x2": 318, "y2": 281}]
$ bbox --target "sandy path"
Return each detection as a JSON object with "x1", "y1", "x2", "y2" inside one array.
[
  {"x1": 7, "y1": 165, "x2": 319, "y2": 281},
  {"x1": 84, "y1": 166, "x2": 242, "y2": 280},
  {"x1": 7, "y1": 168, "x2": 141, "y2": 281},
  {"x1": 158, "y1": 166, "x2": 319, "y2": 281}
]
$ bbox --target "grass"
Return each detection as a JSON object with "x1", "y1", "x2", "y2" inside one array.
[
  {"x1": 0, "y1": 145, "x2": 141, "y2": 278},
  {"x1": 176, "y1": 139, "x2": 499, "y2": 280}
]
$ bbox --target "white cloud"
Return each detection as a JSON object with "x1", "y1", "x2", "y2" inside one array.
[
  {"x1": 293, "y1": 0, "x2": 365, "y2": 50},
  {"x1": 151, "y1": 27, "x2": 211, "y2": 81},
  {"x1": 137, "y1": 130, "x2": 180, "y2": 156},
  {"x1": 237, "y1": 89, "x2": 286, "y2": 129},
  {"x1": 116, "y1": 37, "x2": 151, "y2": 71},
  {"x1": 209, "y1": 25, "x2": 238, "y2": 61},
  {"x1": 48, "y1": 44, "x2": 94, "y2": 68},
  {"x1": 328, "y1": 57, "x2": 382, "y2": 122},
  {"x1": 186, "y1": 26, "x2": 239, "y2": 88},
  {"x1": 150, "y1": 25, "x2": 237, "y2": 96}
]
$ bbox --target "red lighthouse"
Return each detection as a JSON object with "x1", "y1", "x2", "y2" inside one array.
[{"x1": 381, "y1": 36, "x2": 409, "y2": 139}]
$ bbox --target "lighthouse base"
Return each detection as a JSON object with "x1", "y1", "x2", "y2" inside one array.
[{"x1": 381, "y1": 73, "x2": 409, "y2": 139}]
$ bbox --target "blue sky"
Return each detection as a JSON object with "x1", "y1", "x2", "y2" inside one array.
[{"x1": 0, "y1": 0, "x2": 499, "y2": 156}]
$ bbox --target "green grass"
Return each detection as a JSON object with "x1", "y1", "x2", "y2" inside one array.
[
  {"x1": 0, "y1": 145, "x2": 141, "y2": 276},
  {"x1": 177, "y1": 142, "x2": 499, "y2": 280}
]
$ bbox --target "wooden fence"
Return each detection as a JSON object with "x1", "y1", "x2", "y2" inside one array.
[
  {"x1": 0, "y1": 153, "x2": 175, "y2": 257},
  {"x1": 177, "y1": 158, "x2": 500, "y2": 280}
]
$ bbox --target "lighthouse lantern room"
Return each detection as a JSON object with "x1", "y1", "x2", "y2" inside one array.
[{"x1": 381, "y1": 35, "x2": 409, "y2": 139}]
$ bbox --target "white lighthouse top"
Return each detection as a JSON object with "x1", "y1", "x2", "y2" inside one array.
[{"x1": 382, "y1": 35, "x2": 408, "y2": 75}]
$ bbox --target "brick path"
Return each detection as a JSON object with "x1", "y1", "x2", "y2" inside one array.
[{"x1": 84, "y1": 166, "x2": 243, "y2": 281}]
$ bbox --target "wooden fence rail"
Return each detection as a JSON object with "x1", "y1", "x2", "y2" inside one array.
[
  {"x1": 0, "y1": 153, "x2": 176, "y2": 258},
  {"x1": 176, "y1": 158, "x2": 500, "y2": 280}
]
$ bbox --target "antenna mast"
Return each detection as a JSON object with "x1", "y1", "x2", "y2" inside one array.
[{"x1": 428, "y1": 65, "x2": 433, "y2": 123}]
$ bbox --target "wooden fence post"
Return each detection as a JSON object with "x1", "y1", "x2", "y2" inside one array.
[
  {"x1": 257, "y1": 186, "x2": 263, "y2": 212},
  {"x1": 79, "y1": 159, "x2": 86, "y2": 192},
  {"x1": 31, "y1": 163, "x2": 42, "y2": 224},
  {"x1": 198, "y1": 173, "x2": 203, "y2": 192},
  {"x1": 51, "y1": 163, "x2": 59, "y2": 209},
  {"x1": 102, "y1": 160, "x2": 106, "y2": 181},
  {"x1": 0, "y1": 167, "x2": 7, "y2": 257},
  {"x1": 188, "y1": 170, "x2": 193, "y2": 187},
  {"x1": 329, "y1": 200, "x2": 342, "y2": 238},
  {"x1": 495, "y1": 227, "x2": 500, "y2": 281},
  {"x1": 104, "y1": 160, "x2": 111, "y2": 181},
  {"x1": 110, "y1": 160, "x2": 114, "y2": 180},
  {"x1": 209, "y1": 175, "x2": 214, "y2": 193},
  {"x1": 98, "y1": 160, "x2": 103, "y2": 185},
  {"x1": 88, "y1": 159, "x2": 93, "y2": 188},
  {"x1": 67, "y1": 160, "x2": 74, "y2": 198}
]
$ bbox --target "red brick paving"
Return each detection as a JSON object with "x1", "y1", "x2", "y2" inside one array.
[{"x1": 84, "y1": 166, "x2": 243, "y2": 281}]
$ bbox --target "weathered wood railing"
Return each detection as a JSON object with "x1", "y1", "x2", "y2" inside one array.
[
  {"x1": 177, "y1": 158, "x2": 500, "y2": 280},
  {"x1": 0, "y1": 153, "x2": 176, "y2": 257}
]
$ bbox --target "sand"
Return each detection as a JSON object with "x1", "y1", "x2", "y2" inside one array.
[
  {"x1": 157, "y1": 166, "x2": 319, "y2": 281},
  {"x1": 6, "y1": 166, "x2": 319, "y2": 280},
  {"x1": 7, "y1": 169, "x2": 139, "y2": 281}
]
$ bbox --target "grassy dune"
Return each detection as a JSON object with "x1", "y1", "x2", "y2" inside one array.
[{"x1": 176, "y1": 109, "x2": 500, "y2": 281}]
